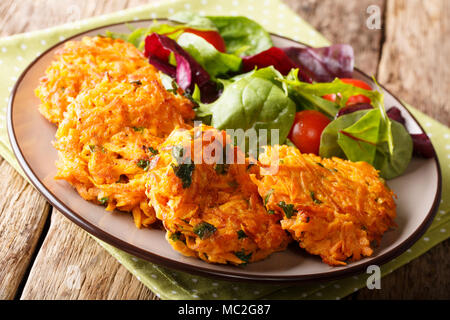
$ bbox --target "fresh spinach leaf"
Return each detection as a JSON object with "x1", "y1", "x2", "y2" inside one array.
[
  {"x1": 207, "y1": 16, "x2": 273, "y2": 56},
  {"x1": 337, "y1": 109, "x2": 381, "y2": 164},
  {"x1": 319, "y1": 109, "x2": 412, "y2": 179},
  {"x1": 373, "y1": 120, "x2": 413, "y2": 179},
  {"x1": 169, "y1": 12, "x2": 218, "y2": 30}
]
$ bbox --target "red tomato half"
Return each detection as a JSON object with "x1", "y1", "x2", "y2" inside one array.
[
  {"x1": 288, "y1": 110, "x2": 331, "y2": 155},
  {"x1": 321, "y1": 78, "x2": 372, "y2": 106},
  {"x1": 183, "y1": 28, "x2": 226, "y2": 53}
]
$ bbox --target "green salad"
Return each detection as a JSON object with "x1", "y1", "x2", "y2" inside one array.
[{"x1": 106, "y1": 11, "x2": 434, "y2": 179}]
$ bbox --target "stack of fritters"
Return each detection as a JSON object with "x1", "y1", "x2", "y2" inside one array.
[
  {"x1": 145, "y1": 126, "x2": 290, "y2": 265},
  {"x1": 37, "y1": 36, "x2": 397, "y2": 266},
  {"x1": 36, "y1": 37, "x2": 195, "y2": 228}
]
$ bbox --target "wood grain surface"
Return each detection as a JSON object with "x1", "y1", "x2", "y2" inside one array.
[{"x1": 0, "y1": 0, "x2": 448, "y2": 300}]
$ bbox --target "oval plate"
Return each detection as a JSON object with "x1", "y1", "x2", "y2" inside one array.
[{"x1": 7, "y1": 20, "x2": 442, "y2": 283}]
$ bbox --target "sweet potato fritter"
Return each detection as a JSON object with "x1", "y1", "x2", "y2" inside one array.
[
  {"x1": 35, "y1": 36, "x2": 148, "y2": 124},
  {"x1": 54, "y1": 65, "x2": 194, "y2": 228},
  {"x1": 251, "y1": 145, "x2": 396, "y2": 266},
  {"x1": 145, "y1": 126, "x2": 290, "y2": 265}
]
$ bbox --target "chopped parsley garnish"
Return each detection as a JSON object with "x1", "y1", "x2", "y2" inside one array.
[
  {"x1": 130, "y1": 80, "x2": 142, "y2": 85},
  {"x1": 316, "y1": 162, "x2": 325, "y2": 168},
  {"x1": 310, "y1": 191, "x2": 323, "y2": 204},
  {"x1": 193, "y1": 222, "x2": 217, "y2": 240},
  {"x1": 88, "y1": 145, "x2": 95, "y2": 153},
  {"x1": 214, "y1": 163, "x2": 230, "y2": 175},
  {"x1": 227, "y1": 180, "x2": 239, "y2": 189},
  {"x1": 137, "y1": 159, "x2": 151, "y2": 171},
  {"x1": 169, "y1": 232, "x2": 182, "y2": 242},
  {"x1": 237, "y1": 230, "x2": 247, "y2": 240},
  {"x1": 148, "y1": 147, "x2": 158, "y2": 155},
  {"x1": 234, "y1": 250, "x2": 252, "y2": 265},
  {"x1": 171, "y1": 144, "x2": 195, "y2": 188},
  {"x1": 264, "y1": 189, "x2": 274, "y2": 206},
  {"x1": 99, "y1": 197, "x2": 108, "y2": 205},
  {"x1": 267, "y1": 210, "x2": 275, "y2": 215},
  {"x1": 166, "y1": 80, "x2": 179, "y2": 95},
  {"x1": 133, "y1": 126, "x2": 145, "y2": 132},
  {"x1": 278, "y1": 201, "x2": 297, "y2": 219},
  {"x1": 171, "y1": 162, "x2": 195, "y2": 188}
]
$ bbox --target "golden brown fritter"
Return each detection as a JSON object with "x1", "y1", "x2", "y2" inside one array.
[
  {"x1": 146, "y1": 126, "x2": 290, "y2": 265},
  {"x1": 251, "y1": 145, "x2": 396, "y2": 266},
  {"x1": 54, "y1": 65, "x2": 194, "y2": 228},
  {"x1": 35, "y1": 36, "x2": 149, "y2": 124}
]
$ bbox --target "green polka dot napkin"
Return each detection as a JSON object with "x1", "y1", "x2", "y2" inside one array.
[{"x1": 0, "y1": 0, "x2": 448, "y2": 300}]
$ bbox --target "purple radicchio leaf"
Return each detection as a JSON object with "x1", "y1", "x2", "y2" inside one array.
[
  {"x1": 411, "y1": 134, "x2": 435, "y2": 158},
  {"x1": 282, "y1": 44, "x2": 354, "y2": 83},
  {"x1": 144, "y1": 33, "x2": 219, "y2": 103},
  {"x1": 386, "y1": 106, "x2": 406, "y2": 126}
]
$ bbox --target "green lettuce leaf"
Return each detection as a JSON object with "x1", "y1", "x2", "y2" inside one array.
[{"x1": 196, "y1": 68, "x2": 296, "y2": 156}]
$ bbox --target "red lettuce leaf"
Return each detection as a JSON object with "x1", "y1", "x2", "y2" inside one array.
[
  {"x1": 241, "y1": 44, "x2": 354, "y2": 83},
  {"x1": 242, "y1": 47, "x2": 312, "y2": 82},
  {"x1": 242, "y1": 47, "x2": 298, "y2": 76},
  {"x1": 386, "y1": 106, "x2": 406, "y2": 126},
  {"x1": 144, "y1": 33, "x2": 218, "y2": 102},
  {"x1": 283, "y1": 44, "x2": 354, "y2": 83},
  {"x1": 411, "y1": 133, "x2": 435, "y2": 158}
]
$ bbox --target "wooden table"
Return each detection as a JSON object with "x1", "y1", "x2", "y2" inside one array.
[{"x1": 0, "y1": 0, "x2": 448, "y2": 300}]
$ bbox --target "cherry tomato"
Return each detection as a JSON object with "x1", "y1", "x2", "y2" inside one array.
[
  {"x1": 322, "y1": 94, "x2": 337, "y2": 103},
  {"x1": 288, "y1": 110, "x2": 331, "y2": 155},
  {"x1": 183, "y1": 28, "x2": 226, "y2": 53},
  {"x1": 340, "y1": 78, "x2": 372, "y2": 106},
  {"x1": 321, "y1": 78, "x2": 372, "y2": 106}
]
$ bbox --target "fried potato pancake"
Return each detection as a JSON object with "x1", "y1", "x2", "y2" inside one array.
[
  {"x1": 251, "y1": 145, "x2": 396, "y2": 266},
  {"x1": 54, "y1": 65, "x2": 194, "y2": 228},
  {"x1": 146, "y1": 126, "x2": 290, "y2": 265},
  {"x1": 35, "y1": 36, "x2": 149, "y2": 124}
]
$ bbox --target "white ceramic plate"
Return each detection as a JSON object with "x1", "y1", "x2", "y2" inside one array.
[{"x1": 7, "y1": 20, "x2": 442, "y2": 283}]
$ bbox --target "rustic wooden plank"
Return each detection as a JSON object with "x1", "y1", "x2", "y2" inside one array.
[
  {"x1": 0, "y1": 0, "x2": 157, "y2": 300},
  {"x1": 0, "y1": 158, "x2": 51, "y2": 299},
  {"x1": 285, "y1": 0, "x2": 385, "y2": 75},
  {"x1": 0, "y1": 0, "x2": 156, "y2": 37},
  {"x1": 376, "y1": 0, "x2": 450, "y2": 125},
  {"x1": 21, "y1": 209, "x2": 156, "y2": 300},
  {"x1": 355, "y1": 0, "x2": 450, "y2": 299}
]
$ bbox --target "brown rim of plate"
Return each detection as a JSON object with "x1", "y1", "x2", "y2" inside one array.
[{"x1": 7, "y1": 19, "x2": 442, "y2": 284}]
